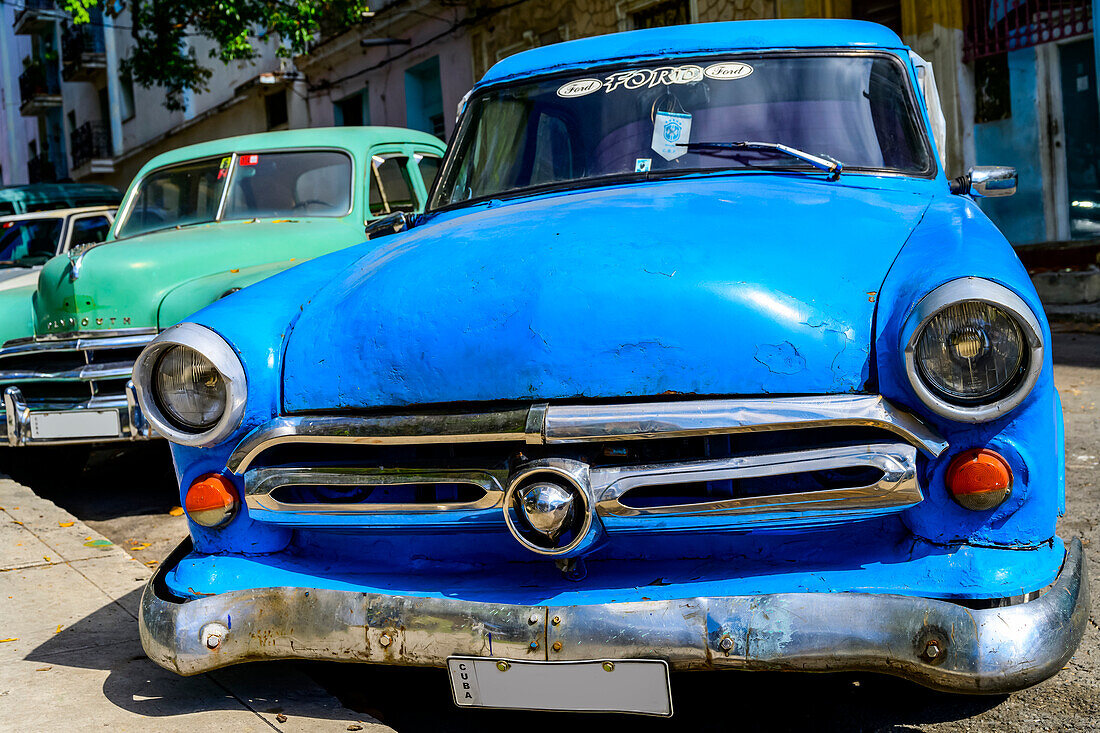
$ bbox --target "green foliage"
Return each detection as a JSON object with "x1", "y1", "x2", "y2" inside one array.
[{"x1": 63, "y1": 1, "x2": 370, "y2": 111}]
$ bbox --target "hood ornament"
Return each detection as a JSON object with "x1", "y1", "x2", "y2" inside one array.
[{"x1": 67, "y1": 241, "x2": 106, "y2": 281}]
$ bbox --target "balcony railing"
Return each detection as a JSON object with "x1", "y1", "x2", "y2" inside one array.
[
  {"x1": 18, "y1": 61, "x2": 62, "y2": 113},
  {"x1": 70, "y1": 121, "x2": 113, "y2": 171},
  {"x1": 965, "y1": 0, "x2": 1093, "y2": 61},
  {"x1": 14, "y1": 0, "x2": 64, "y2": 35},
  {"x1": 27, "y1": 153, "x2": 59, "y2": 184},
  {"x1": 62, "y1": 17, "x2": 107, "y2": 81}
]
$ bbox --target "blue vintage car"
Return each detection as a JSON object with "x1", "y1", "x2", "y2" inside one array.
[{"x1": 132, "y1": 20, "x2": 1086, "y2": 715}]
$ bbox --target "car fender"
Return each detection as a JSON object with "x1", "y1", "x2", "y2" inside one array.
[{"x1": 156, "y1": 258, "x2": 310, "y2": 329}]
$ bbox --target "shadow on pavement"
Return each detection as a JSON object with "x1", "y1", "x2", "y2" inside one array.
[
  {"x1": 22, "y1": 588, "x2": 240, "y2": 717},
  {"x1": 305, "y1": 661, "x2": 1005, "y2": 732},
  {"x1": 21, "y1": 587, "x2": 348, "y2": 721},
  {"x1": 0, "y1": 442, "x2": 178, "y2": 520}
]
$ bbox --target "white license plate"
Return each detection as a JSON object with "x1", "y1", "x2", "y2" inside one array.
[
  {"x1": 29, "y1": 410, "x2": 120, "y2": 440},
  {"x1": 447, "y1": 657, "x2": 672, "y2": 716}
]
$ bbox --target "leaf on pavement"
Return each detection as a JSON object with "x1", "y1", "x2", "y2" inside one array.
[
  {"x1": 168, "y1": 507, "x2": 185, "y2": 517},
  {"x1": 59, "y1": 521, "x2": 73, "y2": 527}
]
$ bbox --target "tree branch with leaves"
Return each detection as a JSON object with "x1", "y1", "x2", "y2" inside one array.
[{"x1": 64, "y1": 0, "x2": 371, "y2": 110}]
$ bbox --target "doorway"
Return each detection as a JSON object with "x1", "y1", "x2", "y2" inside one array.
[{"x1": 1059, "y1": 37, "x2": 1100, "y2": 238}]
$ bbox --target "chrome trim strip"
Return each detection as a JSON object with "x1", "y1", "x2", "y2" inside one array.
[
  {"x1": 244, "y1": 467, "x2": 506, "y2": 514},
  {"x1": 591, "y1": 443, "x2": 919, "y2": 518},
  {"x1": 0, "y1": 329, "x2": 157, "y2": 355},
  {"x1": 228, "y1": 408, "x2": 534, "y2": 474},
  {"x1": 227, "y1": 396, "x2": 945, "y2": 475},
  {"x1": 0, "y1": 361, "x2": 136, "y2": 382},
  {"x1": 542, "y1": 395, "x2": 945, "y2": 453},
  {"x1": 139, "y1": 537, "x2": 1089, "y2": 695}
]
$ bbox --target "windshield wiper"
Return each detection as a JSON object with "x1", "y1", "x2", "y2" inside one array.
[{"x1": 677, "y1": 141, "x2": 843, "y2": 181}]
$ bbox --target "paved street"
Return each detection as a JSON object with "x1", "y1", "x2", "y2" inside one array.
[{"x1": 1, "y1": 332, "x2": 1097, "y2": 731}]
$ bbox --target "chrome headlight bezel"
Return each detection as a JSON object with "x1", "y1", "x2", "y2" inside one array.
[
  {"x1": 133, "y1": 323, "x2": 247, "y2": 447},
  {"x1": 902, "y1": 278, "x2": 1044, "y2": 423}
]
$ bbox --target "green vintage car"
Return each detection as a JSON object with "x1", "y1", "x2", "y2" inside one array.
[{"x1": 0, "y1": 127, "x2": 444, "y2": 448}]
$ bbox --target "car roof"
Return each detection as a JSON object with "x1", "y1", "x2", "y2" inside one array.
[
  {"x1": 478, "y1": 19, "x2": 908, "y2": 87},
  {"x1": 0, "y1": 205, "x2": 115, "y2": 223},
  {"x1": 0, "y1": 182, "x2": 121, "y2": 206},
  {"x1": 138, "y1": 127, "x2": 446, "y2": 174}
]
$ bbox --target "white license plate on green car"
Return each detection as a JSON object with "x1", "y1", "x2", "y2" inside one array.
[
  {"x1": 29, "y1": 410, "x2": 120, "y2": 440},
  {"x1": 446, "y1": 657, "x2": 672, "y2": 716}
]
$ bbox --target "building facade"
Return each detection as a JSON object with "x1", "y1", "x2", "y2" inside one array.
[
  {"x1": 1, "y1": 0, "x2": 1097, "y2": 251},
  {"x1": 6, "y1": 1, "x2": 308, "y2": 190}
]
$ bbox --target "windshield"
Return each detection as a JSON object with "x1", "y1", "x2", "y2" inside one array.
[
  {"x1": 117, "y1": 157, "x2": 227, "y2": 239},
  {"x1": 224, "y1": 151, "x2": 352, "y2": 219},
  {"x1": 0, "y1": 218, "x2": 63, "y2": 268},
  {"x1": 116, "y1": 150, "x2": 353, "y2": 238},
  {"x1": 433, "y1": 53, "x2": 933, "y2": 208}
]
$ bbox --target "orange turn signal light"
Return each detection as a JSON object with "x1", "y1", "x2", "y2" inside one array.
[
  {"x1": 184, "y1": 473, "x2": 239, "y2": 527},
  {"x1": 945, "y1": 449, "x2": 1013, "y2": 511}
]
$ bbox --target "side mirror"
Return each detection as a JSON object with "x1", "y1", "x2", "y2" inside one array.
[
  {"x1": 364, "y1": 211, "x2": 412, "y2": 240},
  {"x1": 950, "y1": 166, "x2": 1017, "y2": 198}
]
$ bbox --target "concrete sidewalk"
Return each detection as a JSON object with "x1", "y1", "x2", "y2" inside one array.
[{"x1": 0, "y1": 477, "x2": 391, "y2": 732}]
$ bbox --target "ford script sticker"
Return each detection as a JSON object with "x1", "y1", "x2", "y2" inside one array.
[
  {"x1": 557, "y1": 78, "x2": 604, "y2": 97},
  {"x1": 703, "y1": 62, "x2": 754, "y2": 80},
  {"x1": 558, "y1": 63, "x2": 753, "y2": 99}
]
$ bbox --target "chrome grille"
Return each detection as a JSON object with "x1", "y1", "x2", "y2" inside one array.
[
  {"x1": 237, "y1": 397, "x2": 936, "y2": 534},
  {"x1": 0, "y1": 329, "x2": 156, "y2": 406}
]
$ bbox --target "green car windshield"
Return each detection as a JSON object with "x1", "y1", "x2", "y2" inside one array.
[
  {"x1": 116, "y1": 151, "x2": 353, "y2": 239},
  {"x1": 432, "y1": 53, "x2": 934, "y2": 208},
  {"x1": 0, "y1": 218, "x2": 62, "y2": 268}
]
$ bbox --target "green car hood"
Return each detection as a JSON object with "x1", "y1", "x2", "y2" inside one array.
[{"x1": 33, "y1": 219, "x2": 366, "y2": 335}]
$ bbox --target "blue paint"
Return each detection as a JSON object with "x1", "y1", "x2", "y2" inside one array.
[
  {"x1": 281, "y1": 176, "x2": 933, "y2": 411},
  {"x1": 478, "y1": 20, "x2": 907, "y2": 89},
  {"x1": 873, "y1": 194, "x2": 1060, "y2": 548},
  {"x1": 973, "y1": 48, "x2": 1047, "y2": 244},
  {"x1": 164, "y1": 21, "x2": 1064, "y2": 606},
  {"x1": 163, "y1": 520, "x2": 1064, "y2": 603}
]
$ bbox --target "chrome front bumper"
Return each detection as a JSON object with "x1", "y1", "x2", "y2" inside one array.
[
  {"x1": 140, "y1": 538, "x2": 1088, "y2": 694},
  {"x1": 0, "y1": 329, "x2": 159, "y2": 447},
  {"x1": 1, "y1": 382, "x2": 155, "y2": 446}
]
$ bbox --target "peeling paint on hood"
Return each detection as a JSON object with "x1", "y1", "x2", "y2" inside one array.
[{"x1": 281, "y1": 175, "x2": 932, "y2": 412}]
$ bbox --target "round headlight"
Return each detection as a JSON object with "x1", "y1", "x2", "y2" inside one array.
[
  {"x1": 915, "y1": 301, "x2": 1025, "y2": 403},
  {"x1": 154, "y1": 345, "x2": 227, "y2": 430},
  {"x1": 903, "y1": 278, "x2": 1043, "y2": 423}
]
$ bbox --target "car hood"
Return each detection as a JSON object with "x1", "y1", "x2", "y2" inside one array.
[
  {"x1": 32, "y1": 219, "x2": 365, "y2": 336},
  {"x1": 282, "y1": 176, "x2": 933, "y2": 412}
]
